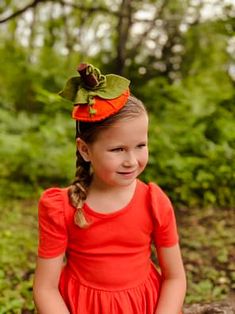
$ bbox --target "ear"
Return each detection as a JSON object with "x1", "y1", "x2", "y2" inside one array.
[{"x1": 76, "y1": 138, "x2": 90, "y2": 162}]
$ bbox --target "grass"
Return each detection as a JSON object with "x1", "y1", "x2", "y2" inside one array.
[{"x1": 0, "y1": 197, "x2": 234, "y2": 313}]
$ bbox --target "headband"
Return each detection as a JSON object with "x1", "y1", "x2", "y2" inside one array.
[{"x1": 59, "y1": 63, "x2": 130, "y2": 122}]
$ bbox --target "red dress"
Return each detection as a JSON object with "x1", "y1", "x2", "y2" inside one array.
[{"x1": 38, "y1": 180, "x2": 179, "y2": 314}]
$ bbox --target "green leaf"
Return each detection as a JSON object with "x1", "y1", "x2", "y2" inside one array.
[
  {"x1": 59, "y1": 76, "x2": 81, "y2": 102},
  {"x1": 95, "y1": 75, "x2": 130, "y2": 99}
]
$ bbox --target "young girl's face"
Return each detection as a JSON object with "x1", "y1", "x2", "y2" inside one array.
[{"x1": 79, "y1": 112, "x2": 149, "y2": 189}]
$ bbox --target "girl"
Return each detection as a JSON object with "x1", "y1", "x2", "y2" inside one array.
[{"x1": 33, "y1": 63, "x2": 186, "y2": 314}]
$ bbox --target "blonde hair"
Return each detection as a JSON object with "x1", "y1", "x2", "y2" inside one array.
[{"x1": 68, "y1": 95, "x2": 147, "y2": 228}]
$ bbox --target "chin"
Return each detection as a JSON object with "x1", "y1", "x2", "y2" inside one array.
[{"x1": 118, "y1": 177, "x2": 137, "y2": 186}]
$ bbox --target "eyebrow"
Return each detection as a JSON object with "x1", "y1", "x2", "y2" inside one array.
[{"x1": 108, "y1": 141, "x2": 148, "y2": 149}]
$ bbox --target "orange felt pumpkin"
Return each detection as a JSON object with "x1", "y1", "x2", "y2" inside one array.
[{"x1": 72, "y1": 89, "x2": 130, "y2": 122}]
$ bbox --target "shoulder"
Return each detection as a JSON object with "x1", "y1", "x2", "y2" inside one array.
[
  {"x1": 136, "y1": 179, "x2": 149, "y2": 193},
  {"x1": 39, "y1": 187, "x2": 67, "y2": 206},
  {"x1": 147, "y1": 182, "x2": 175, "y2": 225},
  {"x1": 137, "y1": 179, "x2": 171, "y2": 206},
  {"x1": 148, "y1": 182, "x2": 172, "y2": 208},
  {"x1": 37, "y1": 188, "x2": 69, "y2": 258},
  {"x1": 38, "y1": 187, "x2": 69, "y2": 219},
  {"x1": 148, "y1": 182, "x2": 179, "y2": 247}
]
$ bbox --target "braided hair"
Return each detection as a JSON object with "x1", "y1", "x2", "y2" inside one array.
[{"x1": 68, "y1": 95, "x2": 147, "y2": 228}]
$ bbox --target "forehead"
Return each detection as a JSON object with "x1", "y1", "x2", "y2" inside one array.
[{"x1": 94, "y1": 113, "x2": 148, "y2": 144}]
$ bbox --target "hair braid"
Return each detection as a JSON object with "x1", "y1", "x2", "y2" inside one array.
[{"x1": 68, "y1": 149, "x2": 92, "y2": 228}]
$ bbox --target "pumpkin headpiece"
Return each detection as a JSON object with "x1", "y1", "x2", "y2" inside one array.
[{"x1": 59, "y1": 63, "x2": 130, "y2": 122}]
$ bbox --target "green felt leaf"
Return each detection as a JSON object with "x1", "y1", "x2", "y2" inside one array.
[
  {"x1": 58, "y1": 76, "x2": 81, "y2": 102},
  {"x1": 59, "y1": 73, "x2": 130, "y2": 104},
  {"x1": 95, "y1": 75, "x2": 130, "y2": 99},
  {"x1": 75, "y1": 88, "x2": 96, "y2": 104}
]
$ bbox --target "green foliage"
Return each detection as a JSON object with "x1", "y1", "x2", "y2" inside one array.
[
  {"x1": 0, "y1": 106, "x2": 76, "y2": 199},
  {"x1": 139, "y1": 53, "x2": 235, "y2": 208},
  {"x1": 1, "y1": 43, "x2": 234, "y2": 207},
  {"x1": 0, "y1": 199, "x2": 37, "y2": 313}
]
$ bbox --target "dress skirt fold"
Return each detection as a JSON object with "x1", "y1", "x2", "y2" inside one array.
[{"x1": 59, "y1": 264, "x2": 161, "y2": 314}]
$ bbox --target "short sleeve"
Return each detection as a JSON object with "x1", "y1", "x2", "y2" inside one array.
[
  {"x1": 149, "y1": 182, "x2": 179, "y2": 248},
  {"x1": 37, "y1": 188, "x2": 68, "y2": 258}
]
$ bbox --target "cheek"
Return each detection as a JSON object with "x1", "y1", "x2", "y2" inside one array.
[
  {"x1": 140, "y1": 150, "x2": 149, "y2": 166},
  {"x1": 97, "y1": 154, "x2": 120, "y2": 169},
  {"x1": 105, "y1": 156, "x2": 122, "y2": 168}
]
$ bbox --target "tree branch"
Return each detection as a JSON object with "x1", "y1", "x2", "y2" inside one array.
[
  {"x1": 0, "y1": 0, "x2": 44, "y2": 24},
  {"x1": 116, "y1": 0, "x2": 133, "y2": 74},
  {"x1": 0, "y1": 0, "x2": 153, "y2": 24},
  {"x1": 58, "y1": 0, "x2": 117, "y2": 16}
]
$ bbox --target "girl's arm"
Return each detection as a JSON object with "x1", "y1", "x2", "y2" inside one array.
[
  {"x1": 33, "y1": 255, "x2": 70, "y2": 314},
  {"x1": 155, "y1": 243, "x2": 186, "y2": 314}
]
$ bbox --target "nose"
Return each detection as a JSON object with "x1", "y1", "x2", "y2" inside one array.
[{"x1": 123, "y1": 151, "x2": 138, "y2": 167}]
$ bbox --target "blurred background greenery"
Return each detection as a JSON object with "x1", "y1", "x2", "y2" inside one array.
[{"x1": 0, "y1": 0, "x2": 234, "y2": 313}]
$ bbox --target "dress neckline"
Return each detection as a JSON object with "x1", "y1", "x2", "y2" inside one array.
[{"x1": 83, "y1": 180, "x2": 139, "y2": 219}]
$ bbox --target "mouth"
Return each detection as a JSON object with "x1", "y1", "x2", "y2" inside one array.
[{"x1": 117, "y1": 170, "x2": 136, "y2": 176}]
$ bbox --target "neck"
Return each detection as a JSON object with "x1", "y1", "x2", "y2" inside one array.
[
  {"x1": 86, "y1": 179, "x2": 137, "y2": 213},
  {"x1": 90, "y1": 178, "x2": 137, "y2": 193}
]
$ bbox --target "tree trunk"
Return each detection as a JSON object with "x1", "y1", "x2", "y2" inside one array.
[{"x1": 115, "y1": 0, "x2": 132, "y2": 75}]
